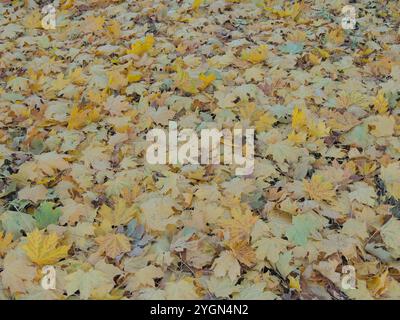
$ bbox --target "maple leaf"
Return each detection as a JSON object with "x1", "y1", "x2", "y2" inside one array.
[
  {"x1": 291, "y1": 106, "x2": 307, "y2": 130},
  {"x1": 254, "y1": 113, "x2": 277, "y2": 132},
  {"x1": 348, "y1": 182, "x2": 376, "y2": 206},
  {"x1": 139, "y1": 196, "x2": 178, "y2": 232},
  {"x1": 17, "y1": 185, "x2": 48, "y2": 203},
  {"x1": 0, "y1": 232, "x2": 13, "y2": 257},
  {"x1": 328, "y1": 28, "x2": 345, "y2": 45},
  {"x1": 1, "y1": 211, "x2": 36, "y2": 237},
  {"x1": 254, "y1": 238, "x2": 288, "y2": 264},
  {"x1": 107, "y1": 70, "x2": 128, "y2": 91},
  {"x1": 34, "y1": 152, "x2": 70, "y2": 176},
  {"x1": 233, "y1": 283, "x2": 278, "y2": 300},
  {"x1": 97, "y1": 198, "x2": 137, "y2": 234},
  {"x1": 59, "y1": 199, "x2": 91, "y2": 225},
  {"x1": 33, "y1": 201, "x2": 62, "y2": 229},
  {"x1": 22, "y1": 230, "x2": 70, "y2": 266},
  {"x1": 288, "y1": 275, "x2": 301, "y2": 292},
  {"x1": 368, "y1": 115, "x2": 395, "y2": 137},
  {"x1": 127, "y1": 71, "x2": 142, "y2": 83},
  {"x1": 207, "y1": 276, "x2": 240, "y2": 298},
  {"x1": 307, "y1": 120, "x2": 330, "y2": 138},
  {"x1": 67, "y1": 106, "x2": 88, "y2": 130},
  {"x1": 220, "y1": 207, "x2": 258, "y2": 243},
  {"x1": 175, "y1": 67, "x2": 200, "y2": 94},
  {"x1": 212, "y1": 251, "x2": 241, "y2": 282},
  {"x1": 373, "y1": 91, "x2": 389, "y2": 114},
  {"x1": 83, "y1": 15, "x2": 105, "y2": 33},
  {"x1": 164, "y1": 278, "x2": 200, "y2": 299},
  {"x1": 228, "y1": 240, "x2": 256, "y2": 267},
  {"x1": 286, "y1": 212, "x2": 326, "y2": 246},
  {"x1": 276, "y1": 251, "x2": 295, "y2": 278},
  {"x1": 127, "y1": 35, "x2": 155, "y2": 56},
  {"x1": 65, "y1": 269, "x2": 113, "y2": 300},
  {"x1": 61, "y1": 0, "x2": 75, "y2": 10},
  {"x1": 1, "y1": 249, "x2": 36, "y2": 294},
  {"x1": 95, "y1": 233, "x2": 131, "y2": 259},
  {"x1": 192, "y1": 0, "x2": 202, "y2": 11},
  {"x1": 303, "y1": 174, "x2": 335, "y2": 203},
  {"x1": 241, "y1": 45, "x2": 268, "y2": 64},
  {"x1": 198, "y1": 73, "x2": 216, "y2": 90},
  {"x1": 367, "y1": 270, "x2": 389, "y2": 297},
  {"x1": 126, "y1": 265, "x2": 163, "y2": 291},
  {"x1": 381, "y1": 218, "x2": 400, "y2": 258},
  {"x1": 380, "y1": 163, "x2": 400, "y2": 199},
  {"x1": 288, "y1": 130, "x2": 307, "y2": 144}
]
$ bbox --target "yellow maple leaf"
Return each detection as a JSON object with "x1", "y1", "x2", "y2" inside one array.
[
  {"x1": 87, "y1": 89, "x2": 108, "y2": 105},
  {"x1": 241, "y1": 45, "x2": 268, "y2": 64},
  {"x1": 22, "y1": 230, "x2": 70, "y2": 266},
  {"x1": 107, "y1": 20, "x2": 121, "y2": 40},
  {"x1": 97, "y1": 198, "x2": 138, "y2": 235},
  {"x1": 127, "y1": 71, "x2": 142, "y2": 83},
  {"x1": 52, "y1": 73, "x2": 70, "y2": 92},
  {"x1": 307, "y1": 120, "x2": 330, "y2": 138},
  {"x1": 67, "y1": 105, "x2": 100, "y2": 130},
  {"x1": 264, "y1": 2, "x2": 303, "y2": 20},
  {"x1": 69, "y1": 68, "x2": 86, "y2": 85},
  {"x1": 317, "y1": 48, "x2": 330, "y2": 59},
  {"x1": 328, "y1": 28, "x2": 345, "y2": 45},
  {"x1": 67, "y1": 106, "x2": 87, "y2": 130},
  {"x1": 308, "y1": 52, "x2": 321, "y2": 65},
  {"x1": 367, "y1": 269, "x2": 388, "y2": 297},
  {"x1": 304, "y1": 174, "x2": 335, "y2": 203},
  {"x1": 369, "y1": 56, "x2": 392, "y2": 76},
  {"x1": 87, "y1": 107, "x2": 101, "y2": 123},
  {"x1": 288, "y1": 275, "x2": 301, "y2": 292},
  {"x1": 255, "y1": 112, "x2": 277, "y2": 132},
  {"x1": 23, "y1": 10, "x2": 42, "y2": 29},
  {"x1": 95, "y1": 233, "x2": 131, "y2": 259},
  {"x1": 291, "y1": 106, "x2": 307, "y2": 130},
  {"x1": 358, "y1": 161, "x2": 377, "y2": 176},
  {"x1": 288, "y1": 130, "x2": 307, "y2": 144},
  {"x1": 229, "y1": 240, "x2": 256, "y2": 267},
  {"x1": 127, "y1": 34, "x2": 155, "y2": 56},
  {"x1": 107, "y1": 70, "x2": 128, "y2": 90},
  {"x1": 192, "y1": 0, "x2": 202, "y2": 11},
  {"x1": 198, "y1": 73, "x2": 216, "y2": 90},
  {"x1": 221, "y1": 207, "x2": 258, "y2": 243},
  {"x1": 61, "y1": 0, "x2": 74, "y2": 9},
  {"x1": 175, "y1": 67, "x2": 199, "y2": 94},
  {"x1": 0, "y1": 232, "x2": 13, "y2": 257},
  {"x1": 373, "y1": 91, "x2": 388, "y2": 114}
]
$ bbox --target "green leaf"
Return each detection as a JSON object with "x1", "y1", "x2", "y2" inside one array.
[
  {"x1": 286, "y1": 212, "x2": 325, "y2": 246},
  {"x1": 344, "y1": 124, "x2": 370, "y2": 149},
  {"x1": 30, "y1": 138, "x2": 45, "y2": 155},
  {"x1": 279, "y1": 42, "x2": 304, "y2": 54},
  {"x1": 0, "y1": 211, "x2": 36, "y2": 237},
  {"x1": 33, "y1": 202, "x2": 62, "y2": 229}
]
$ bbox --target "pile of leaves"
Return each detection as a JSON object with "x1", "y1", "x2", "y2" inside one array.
[{"x1": 0, "y1": 0, "x2": 400, "y2": 300}]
